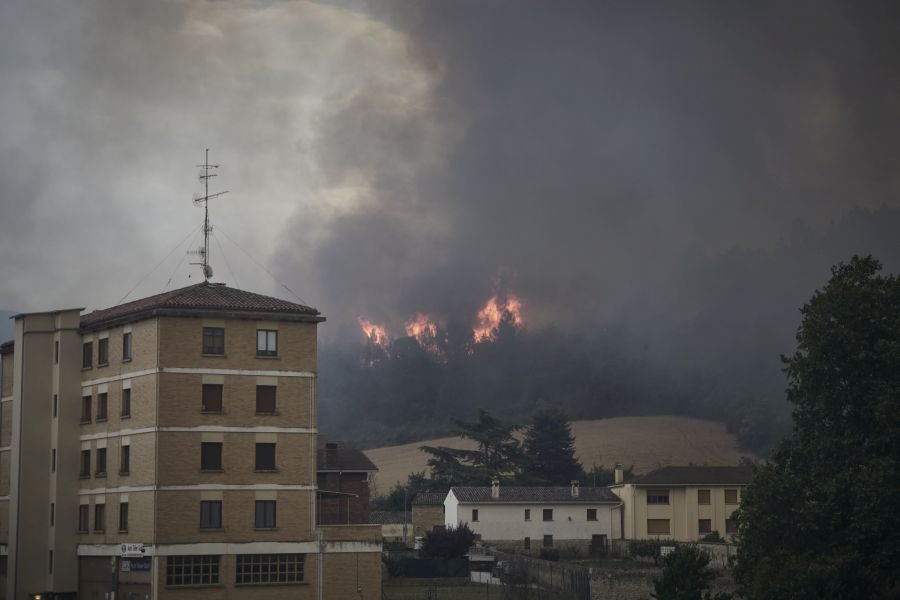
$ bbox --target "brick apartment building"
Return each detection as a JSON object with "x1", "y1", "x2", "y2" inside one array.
[{"x1": 0, "y1": 282, "x2": 382, "y2": 599}]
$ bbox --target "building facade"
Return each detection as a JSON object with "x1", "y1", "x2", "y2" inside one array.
[
  {"x1": 0, "y1": 282, "x2": 382, "y2": 600},
  {"x1": 609, "y1": 465, "x2": 752, "y2": 542},
  {"x1": 445, "y1": 482, "x2": 622, "y2": 554}
]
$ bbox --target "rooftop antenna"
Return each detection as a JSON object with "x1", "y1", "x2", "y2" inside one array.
[{"x1": 189, "y1": 148, "x2": 229, "y2": 281}]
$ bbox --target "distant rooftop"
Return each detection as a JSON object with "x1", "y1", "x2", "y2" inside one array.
[
  {"x1": 317, "y1": 441, "x2": 378, "y2": 473},
  {"x1": 80, "y1": 282, "x2": 322, "y2": 332},
  {"x1": 412, "y1": 492, "x2": 448, "y2": 506},
  {"x1": 369, "y1": 510, "x2": 410, "y2": 525},
  {"x1": 623, "y1": 466, "x2": 753, "y2": 486},
  {"x1": 450, "y1": 486, "x2": 620, "y2": 504}
]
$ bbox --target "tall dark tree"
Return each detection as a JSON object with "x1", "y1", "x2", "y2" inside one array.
[
  {"x1": 521, "y1": 408, "x2": 582, "y2": 485},
  {"x1": 735, "y1": 256, "x2": 900, "y2": 599},
  {"x1": 421, "y1": 409, "x2": 522, "y2": 485}
]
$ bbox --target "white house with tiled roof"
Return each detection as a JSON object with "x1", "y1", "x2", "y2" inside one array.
[{"x1": 445, "y1": 480, "x2": 622, "y2": 553}]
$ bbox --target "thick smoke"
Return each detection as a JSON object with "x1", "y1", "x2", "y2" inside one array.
[{"x1": 268, "y1": 2, "x2": 900, "y2": 449}]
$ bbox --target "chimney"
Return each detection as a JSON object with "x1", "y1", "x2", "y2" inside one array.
[
  {"x1": 571, "y1": 480, "x2": 580, "y2": 498},
  {"x1": 491, "y1": 479, "x2": 500, "y2": 499},
  {"x1": 325, "y1": 442, "x2": 338, "y2": 469},
  {"x1": 614, "y1": 463, "x2": 623, "y2": 484}
]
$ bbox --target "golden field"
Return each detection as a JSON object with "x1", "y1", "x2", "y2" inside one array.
[{"x1": 364, "y1": 415, "x2": 751, "y2": 496}]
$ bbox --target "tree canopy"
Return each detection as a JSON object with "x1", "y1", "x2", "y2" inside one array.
[
  {"x1": 735, "y1": 256, "x2": 900, "y2": 599},
  {"x1": 522, "y1": 407, "x2": 583, "y2": 484}
]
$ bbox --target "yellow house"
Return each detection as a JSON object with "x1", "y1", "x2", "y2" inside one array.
[{"x1": 609, "y1": 466, "x2": 752, "y2": 542}]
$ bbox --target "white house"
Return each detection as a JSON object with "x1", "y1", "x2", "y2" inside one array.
[{"x1": 445, "y1": 481, "x2": 622, "y2": 553}]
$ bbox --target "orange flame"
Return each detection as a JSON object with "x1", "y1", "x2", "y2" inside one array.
[
  {"x1": 404, "y1": 313, "x2": 440, "y2": 342},
  {"x1": 473, "y1": 294, "x2": 523, "y2": 341},
  {"x1": 357, "y1": 317, "x2": 390, "y2": 348}
]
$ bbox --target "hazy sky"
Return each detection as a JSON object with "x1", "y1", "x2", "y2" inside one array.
[{"x1": 2, "y1": 1, "x2": 898, "y2": 343}]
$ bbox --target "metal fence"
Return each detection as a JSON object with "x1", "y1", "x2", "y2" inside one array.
[{"x1": 493, "y1": 551, "x2": 591, "y2": 600}]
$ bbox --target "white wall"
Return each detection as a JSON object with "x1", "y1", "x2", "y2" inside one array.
[{"x1": 445, "y1": 492, "x2": 621, "y2": 542}]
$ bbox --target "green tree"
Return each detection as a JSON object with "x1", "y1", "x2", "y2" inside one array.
[
  {"x1": 652, "y1": 545, "x2": 731, "y2": 600},
  {"x1": 521, "y1": 408, "x2": 582, "y2": 484},
  {"x1": 421, "y1": 409, "x2": 522, "y2": 485},
  {"x1": 420, "y1": 523, "x2": 476, "y2": 559},
  {"x1": 735, "y1": 256, "x2": 900, "y2": 599}
]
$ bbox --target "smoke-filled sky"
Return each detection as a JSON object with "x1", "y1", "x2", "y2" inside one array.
[{"x1": 2, "y1": 0, "x2": 899, "y2": 345}]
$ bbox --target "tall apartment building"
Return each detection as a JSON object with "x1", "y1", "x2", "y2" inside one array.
[{"x1": 0, "y1": 282, "x2": 382, "y2": 599}]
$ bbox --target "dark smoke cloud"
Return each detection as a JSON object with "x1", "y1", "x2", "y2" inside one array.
[{"x1": 275, "y1": 1, "x2": 900, "y2": 342}]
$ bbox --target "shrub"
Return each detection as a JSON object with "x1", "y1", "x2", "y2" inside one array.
[
  {"x1": 539, "y1": 548, "x2": 561, "y2": 562},
  {"x1": 420, "y1": 523, "x2": 476, "y2": 559},
  {"x1": 652, "y1": 545, "x2": 732, "y2": 600},
  {"x1": 700, "y1": 531, "x2": 724, "y2": 543}
]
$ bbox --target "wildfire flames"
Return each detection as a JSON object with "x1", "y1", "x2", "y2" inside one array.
[
  {"x1": 357, "y1": 318, "x2": 389, "y2": 347},
  {"x1": 357, "y1": 293, "x2": 524, "y2": 352},
  {"x1": 405, "y1": 313, "x2": 440, "y2": 343},
  {"x1": 473, "y1": 295, "x2": 523, "y2": 341}
]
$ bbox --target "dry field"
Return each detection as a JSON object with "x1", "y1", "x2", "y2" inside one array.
[{"x1": 365, "y1": 415, "x2": 751, "y2": 496}]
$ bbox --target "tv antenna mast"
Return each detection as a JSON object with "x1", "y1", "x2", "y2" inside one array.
[{"x1": 189, "y1": 148, "x2": 229, "y2": 281}]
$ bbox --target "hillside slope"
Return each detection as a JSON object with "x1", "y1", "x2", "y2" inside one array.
[{"x1": 364, "y1": 415, "x2": 751, "y2": 496}]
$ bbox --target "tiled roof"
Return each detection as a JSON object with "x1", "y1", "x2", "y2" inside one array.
[
  {"x1": 369, "y1": 510, "x2": 410, "y2": 525},
  {"x1": 450, "y1": 486, "x2": 621, "y2": 504},
  {"x1": 317, "y1": 441, "x2": 378, "y2": 472},
  {"x1": 412, "y1": 492, "x2": 448, "y2": 506},
  {"x1": 0, "y1": 339, "x2": 12, "y2": 355},
  {"x1": 627, "y1": 466, "x2": 753, "y2": 486},
  {"x1": 80, "y1": 282, "x2": 321, "y2": 331}
]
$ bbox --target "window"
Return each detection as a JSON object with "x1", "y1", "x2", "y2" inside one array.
[
  {"x1": 120, "y1": 445, "x2": 130, "y2": 475},
  {"x1": 203, "y1": 327, "x2": 225, "y2": 355},
  {"x1": 202, "y1": 384, "x2": 223, "y2": 413},
  {"x1": 122, "y1": 332, "x2": 132, "y2": 361},
  {"x1": 699, "y1": 519, "x2": 712, "y2": 534},
  {"x1": 80, "y1": 450, "x2": 91, "y2": 477},
  {"x1": 647, "y1": 489, "x2": 670, "y2": 504},
  {"x1": 524, "y1": 508, "x2": 531, "y2": 521},
  {"x1": 81, "y1": 395, "x2": 92, "y2": 423},
  {"x1": 49, "y1": 550, "x2": 53, "y2": 574},
  {"x1": 52, "y1": 449, "x2": 56, "y2": 472},
  {"x1": 725, "y1": 489, "x2": 739, "y2": 504},
  {"x1": 50, "y1": 503, "x2": 55, "y2": 526},
  {"x1": 119, "y1": 502, "x2": 129, "y2": 532},
  {"x1": 82, "y1": 341, "x2": 93, "y2": 368},
  {"x1": 96, "y1": 393, "x2": 108, "y2": 421},
  {"x1": 255, "y1": 443, "x2": 276, "y2": 471},
  {"x1": 53, "y1": 394, "x2": 58, "y2": 418},
  {"x1": 236, "y1": 554, "x2": 303, "y2": 585},
  {"x1": 96, "y1": 448, "x2": 107, "y2": 476},
  {"x1": 523, "y1": 537, "x2": 531, "y2": 550},
  {"x1": 98, "y1": 338, "x2": 109, "y2": 365},
  {"x1": 256, "y1": 330, "x2": 278, "y2": 357},
  {"x1": 472, "y1": 509, "x2": 479, "y2": 522},
  {"x1": 200, "y1": 501, "x2": 223, "y2": 530},
  {"x1": 54, "y1": 340, "x2": 59, "y2": 364},
  {"x1": 543, "y1": 535, "x2": 553, "y2": 547},
  {"x1": 255, "y1": 500, "x2": 276, "y2": 529},
  {"x1": 587, "y1": 508, "x2": 597, "y2": 521},
  {"x1": 94, "y1": 504, "x2": 105, "y2": 532},
  {"x1": 726, "y1": 518, "x2": 738, "y2": 534},
  {"x1": 201, "y1": 442, "x2": 223, "y2": 471},
  {"x1": 255, "y1": 386, "x2": 276, "y2": 414},
  {"x1": 647, "y1": 519, "x2": 670, "y2": 535},
  {"x1": 698, "y1": 489, "x2": 711, "y2": 505},
  {"x1": 78, "y1": 505, "x2": 89, "y2": 532},
  {"x1": 166, "y1": 555, "x2": 220, "y2": 586},
  {"x1": 542, "y1": 509, "x2": 553, "y2": 522},
  {"x1": 121, "y1": 388, "x2": 131, "y2": 418}
]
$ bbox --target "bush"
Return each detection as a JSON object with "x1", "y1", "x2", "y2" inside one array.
[
  {"x1": 420, "y1": 523, "x2": 476, "y2": 559},
  {"x1": 539, "y1": 548, "x2": 561, "y2": 562},
  {"x1": 700, "y1": 531, "x2": 724, "y2": 543},
  {"x1": 653, "y1": 545, "x2": 732, "y2": 600},
  {"x1": 559, "y1": 544, "x2": 582, "y2": 560}
]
